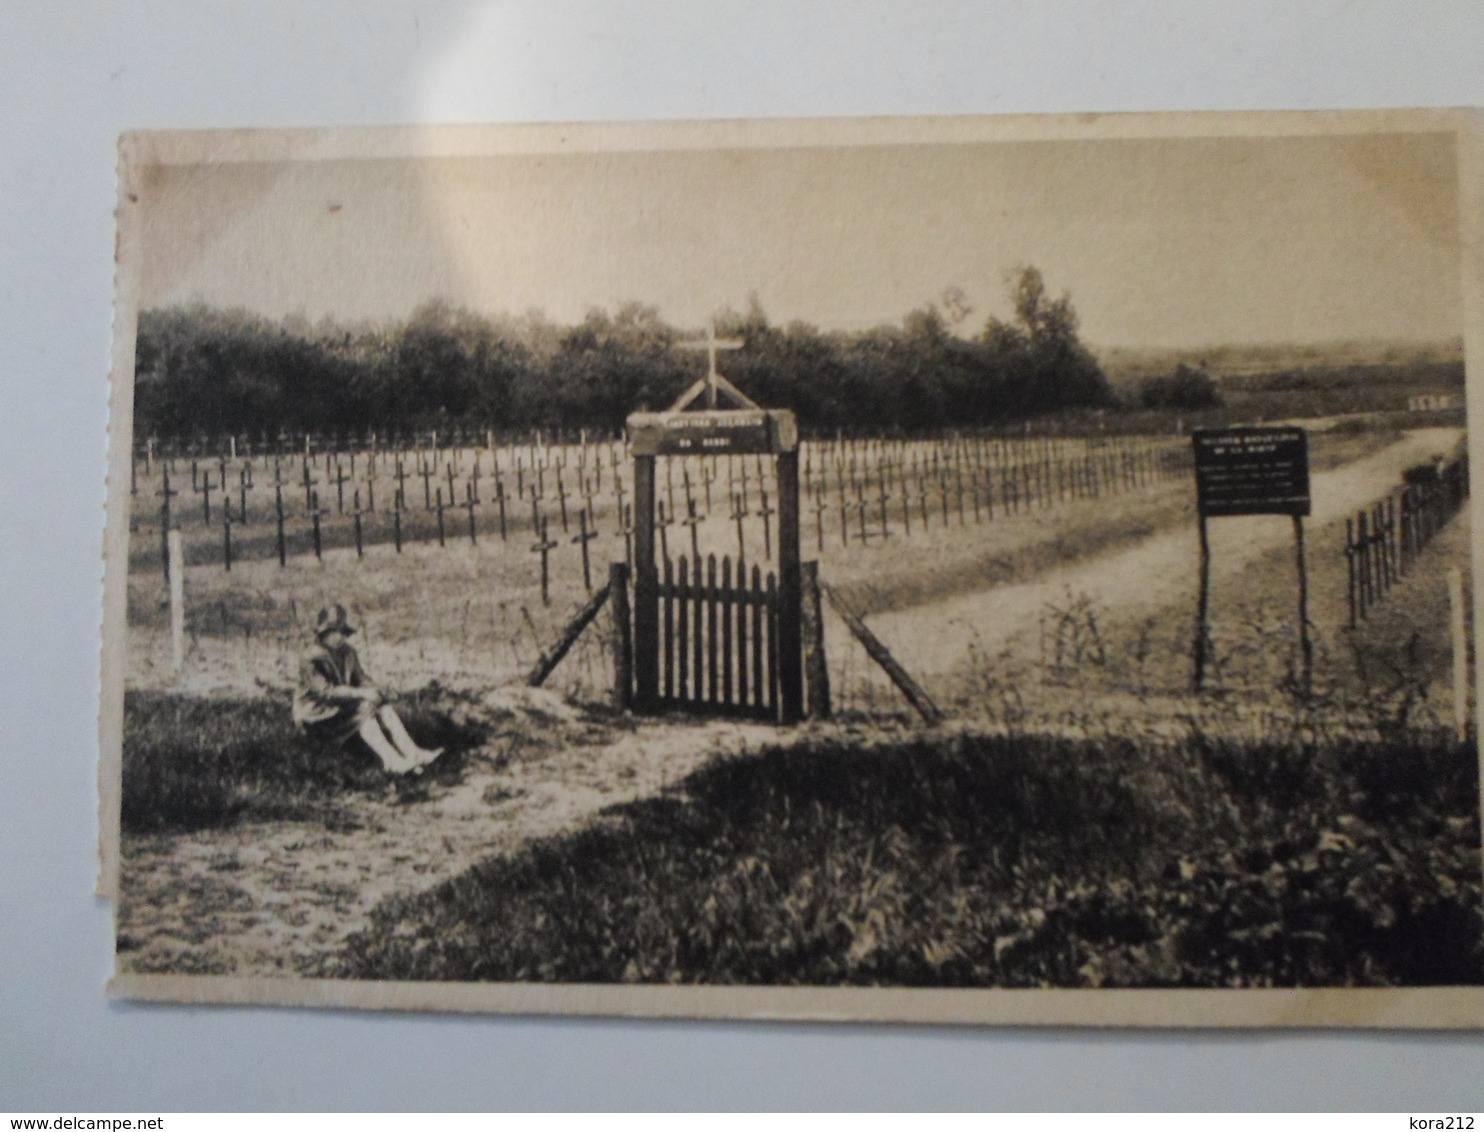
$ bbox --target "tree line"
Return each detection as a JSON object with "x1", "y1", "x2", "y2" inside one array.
[{"x1": 133, "y1": 268, "x2": 1148, "y2": 442}]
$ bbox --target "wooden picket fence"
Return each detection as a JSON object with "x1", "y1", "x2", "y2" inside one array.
[
  {"x1": 653, "y1": 553, "x2": 779, "y2": 720},
  {"x1": 1346, "y1": 451, "x2": 1469, "y2": 626}
]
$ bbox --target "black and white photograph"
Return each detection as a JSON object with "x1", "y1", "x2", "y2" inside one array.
[{"x1": 101, "y1": 111, "x2": 1484, "y2": 1025}]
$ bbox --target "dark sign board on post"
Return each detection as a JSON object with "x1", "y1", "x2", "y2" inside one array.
[
  {"x1": 627, "y1": 408, "x2": 798, "y2": 458},
  {"x1": 1192, "y1": 426, "x2": 1310, "y2": 517},
  {"x1": 1189, "y1": 424, "x2": 1313, "y2": 695}
]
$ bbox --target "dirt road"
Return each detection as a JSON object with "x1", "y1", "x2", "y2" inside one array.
[{"x1": 855, "y1": 428, "x2": 1463, "y2": 685}]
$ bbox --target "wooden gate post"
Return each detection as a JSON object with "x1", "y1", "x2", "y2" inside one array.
[
  {"x1": 608, "y1": 557, "x2": 632, "y2": 709},
  {"x1": 633, "y1": 454, "x2": 659, "y2": 711},
  {"x1": 777, "y1": 448, "x2": 804, "y2": 723}
]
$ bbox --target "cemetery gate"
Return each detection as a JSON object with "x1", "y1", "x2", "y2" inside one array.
[{"x1": 623, "y1": 400, "x2": 805, "y2": 724}]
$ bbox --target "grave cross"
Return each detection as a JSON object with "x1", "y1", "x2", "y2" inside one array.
[
  {"x1": 196, "y1": 470, "x2": 215, "y2": 525},
  {"x1": 729, "y1": 492, "x2": 749, "y2": 561},
  {"x1": 753, "y1": 489, "x2": 777, "y2": 560},
  {"x1": 309, "y1": 489, "x2": 329, "y2": 561},
  {"x1": 494, "y1": 478, "x2": 508, "y2": 541},
  {"x1": 571, "y1": 508, "x2": 599, "y2": 592},
  {"x1": 530, "y1": 516, "x2": 559, "y2": 605},
  {"x1": 463, "y1": 482, "x2": 479, "y2": 546},
  {"x1": 433, "y1": 487, "x2": 448, "y2": 547},
  {"x1": 681, "y1": 497, "x2": 704, "y2": 563},
  {"x1": 352, "y1": 489, "x2": 367, "y2": 558},
  {"x1": 388, "y1": 457, "x2": 405, "y2": 504},
  {"x1": 811, "y1": 491, "x2": 829, "y2": 553},
  {"x1": 620, "y1": 503, "x2": 634, "y2": 568},
  {"x1": 677, "y1": 319, "x2": 745, "y2": 409},
  {"x1": 301, "y1": 460, "x2": 318, "y2": 510},
  {"x1": 334, "y1": 462, "x2": 351, "y2": 514},
  {"x1": 655, "y1": 500, "x2": 674, "y2": 562}
]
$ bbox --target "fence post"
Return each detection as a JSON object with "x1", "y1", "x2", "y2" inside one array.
[
  {"x1": 1449, "y1": 566, "x2": 1471, "y2": 743},
  {"x1": 776, "y1": 449, "x2": 804, "y2": 724},
  {"x1": 802, "y1": 560, "x2": 831, "y2": 719},
  {"x1": 633, "y1": 454, "x2": 659, "y2": 711}
]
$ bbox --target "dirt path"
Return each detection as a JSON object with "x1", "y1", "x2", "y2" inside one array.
[
  {"x1": 116, "y1": 689, "x2": 796, "y2": 976},
  {"x1": 854, "y1": 428, "x2": 1463, "y2": 686}
]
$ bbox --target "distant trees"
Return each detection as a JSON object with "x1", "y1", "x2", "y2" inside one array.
[
  {"x1": 1138, "y1": 363, "x2": 1223, "y2": 410},
  {"x1": 133, "y1": 268, "x2": 1118, "y2": 440}
]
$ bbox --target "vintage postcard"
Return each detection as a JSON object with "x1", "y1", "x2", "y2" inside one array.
[{"x1": 102, "y1": 109, "x2": 1484, "y2": 1026}]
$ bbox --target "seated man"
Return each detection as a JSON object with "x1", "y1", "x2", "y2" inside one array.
[{"x1": 293, "y1": 603, "x2": 442, "y2": 776}]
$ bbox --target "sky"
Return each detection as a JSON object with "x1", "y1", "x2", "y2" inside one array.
[{"x1": 136, "y1": 130, "x2": 1462, "y2": 350}]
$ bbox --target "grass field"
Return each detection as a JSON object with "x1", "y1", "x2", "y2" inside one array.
[{"x1": 333, "y1": 721, "x2": 1482, "y2": 987}]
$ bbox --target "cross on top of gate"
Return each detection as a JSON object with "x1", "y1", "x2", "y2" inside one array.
[{"x1": 674, "y1": 320, "x2": 754, "y2": 411}]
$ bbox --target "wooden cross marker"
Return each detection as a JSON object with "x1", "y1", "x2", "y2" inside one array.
[
  {"x1": 392, "y1": 489, "x2": 404, "y2": 553},
  {"x1": 392, "y1": 457, "x2": 408, "y2": 506},
  {"x1": 571, "y1": 508, "x2": 599, "y2": 592},
  {"x1": 681, "y1": 497, "x2": 704, "y2": 563},
  {"x1": 463, "y1": 481, "x2": 479, "y2": 546},
  {"x1": 854, "y1": 495, "x2": 874, "y2": 543},
  {"x1": 190, "y1": 459, "x2": 200, "y2": 492},
  {"x1": 617, "y1": 502, "x2": 634, "y2": 568},
  {"x1": 877, "y1": 478, "x2": 892, "y2": 539},
  {"x1": 531, "y1": 516, "x2": 558, "y2": 605},
  {"x1": 300, "y1": 460, "x2": 318, "y2": 510},
  {"x1": 812, "y1": 492, "x2": 828, "y2": 553},
  {"x1": 755, "y1": 489, "x2": 777, "y2": 560},
  {"x1": 677, "y1": 319, "x2": 745, "y2": 409},
  {"x1": 445, "y1": 463, "x2": 457, "y2": 515},
  {"x1": 729, "y1": 492, "x2": 749, "y2": 561},
  {"x1": 433, "y1": 487, "x2": 448, "y2": 547},
  {"x1": 328, "y1": 461, "x2": 348, "y2": 514},
  {"x1": 656, "y1": 499, "x2": 674, "y2": 562},
  {"x1": 420, "y1": 460, "x2": 434, "y2": 510},
  {"x1": 612, "y1": 474, "x2": 627, "y2": 533},
  {"x1": 494, "y1": 477, "x2": 508, "y2": 541},
  {"x1": 196, "y1": 470, "x2": 215, "y2": 525},
  {"x1": 309, "y1": 489, "x2": 329, "y2": 561},
  {"x1": 556, "y1": 467, "x2": 570, "y2": 533},
  {"x1": 352, "y1": 489, "x2": 367, "y2": 558},
  {"x1": 272, "y1": 483, "x2": 287, "y2": 566},
  {"x1": 222, "y1": 510, "x2": 233, "y2": 572},
  {"x1": 470, "y1": 454, "x2": 482, "y2": 503}
]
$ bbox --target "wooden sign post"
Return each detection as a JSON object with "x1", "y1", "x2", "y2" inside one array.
[{"x1": 1191, "y1": 427, "x2": 1312, "y2": 692}]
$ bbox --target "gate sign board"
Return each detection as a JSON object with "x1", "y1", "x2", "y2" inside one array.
[
  {"x1": 628, "y1": 408, "x2": 798, "y2": 457},
  {"x1": 1192, "y1": 426, "x2": 1310, "y2": 517}
]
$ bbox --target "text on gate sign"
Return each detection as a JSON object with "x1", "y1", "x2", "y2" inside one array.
[
  {"x1": 627, "y1": 408, "x2": 798, "y2": 457},
  {"x1": 1192, "y1": 426, "x2": 1310, "y2": 517}
]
